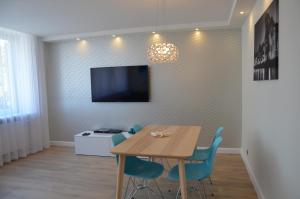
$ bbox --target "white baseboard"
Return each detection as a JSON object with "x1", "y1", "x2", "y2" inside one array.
[
  {"x1": 218, "y1": 147, "x2": 241, "y2": 154},
  {"x1": 196, "y1": 147, "x2": 241, "y2": 154},
  {"x1": 50, "y1": 141, "x2": 74, "y2": 147},
  {"x1": 241, "y1": 150, "x2": 265, "y2": 199}
]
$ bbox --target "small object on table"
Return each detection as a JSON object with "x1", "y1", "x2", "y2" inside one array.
[
  {"x1": 150, "y1": 131, "x2": 170, "y2": 138},
  {"x1": 82, "y1": 132, "x2": 91, "y2": 136}
]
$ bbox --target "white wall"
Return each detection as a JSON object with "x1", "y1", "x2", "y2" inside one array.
[
  {"x1": 45, "y1": 29, "x2": 242, "y2": 148},
  {"x1": 242, "y1": 0, "x2": 300, "y2": 199}
]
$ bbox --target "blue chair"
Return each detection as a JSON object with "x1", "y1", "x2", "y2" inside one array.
[
  {"x1": 187, "y1": 126, "x2": 223, "y2": 188},
  {"x1": 112, "y1": 133, "x2": 165, "y2": 199},
  {"x1": 187, "y1": 127, "x2": 224, "y2": 162},
  {"x1": 128, "y1": 124, "x2": 144, "y2": 134},
  {"x1": 168, "y1": 137, "x2": 223, "y2": 199}
]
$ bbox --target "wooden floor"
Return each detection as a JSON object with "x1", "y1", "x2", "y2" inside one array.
[{"x1": 0, "y1": 147, "x2": 257, "y2": 199}]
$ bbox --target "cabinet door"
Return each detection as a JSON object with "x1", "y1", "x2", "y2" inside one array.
[{"x1": 75, "y1": 136, "x2": 113, "y2": 156}]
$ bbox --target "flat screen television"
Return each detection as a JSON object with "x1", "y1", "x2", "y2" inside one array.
[{"x1": 90, "y1": 65, "x2": 149, "y2": 102}]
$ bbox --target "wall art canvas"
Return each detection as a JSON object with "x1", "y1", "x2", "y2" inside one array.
[{"x1": 254, "y1": 0, "x2": 279, "y2": 81}]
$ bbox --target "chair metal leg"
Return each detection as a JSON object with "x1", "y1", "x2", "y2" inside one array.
[
  {"x1": 202, "y1": 182, "x2": 208, "y2": 199},
  {"x1": 145, "y1": 182, "x2": 151, "y2": 199},
  {"x1": 175, "y1": 181, "x2": 211, "y2": 199},
  {"x1": 143, "y1": 179, "x2": 151, "y2": 199},
  {"x1": 153, "y1": 180, "x2": 165, "y2": 199},
  {"x1": 209, "y1": 176, "x2": 213, "y2": 185},
  {"x1": 123, "y1": 177, "x2": 131, "y2": 199},
  {"x1": 124, "y1": 178, "x2": 164, "y2": 199},
  {"x1": 207, "y1": 178, "x2": 214, "y2": 196},
  {"x1": 195, "y1": 181, "x2": 205, "y2": 199},
  {"x1": 127, "y1": 178, "x2": 139, "y2": 199},
  {"x1": 125, "y1": 178, "x2": 137, "y2": 199},
  {"x1": 127, "y1": 189, "x2": 138, "y2": 199},
  {"x1": 175, "y1": 186, "x2": 181, "y2": 199}
]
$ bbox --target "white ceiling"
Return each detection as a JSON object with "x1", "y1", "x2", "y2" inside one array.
[{"x1": 0, "y1": 0, "x2": 256, "y2": 41}]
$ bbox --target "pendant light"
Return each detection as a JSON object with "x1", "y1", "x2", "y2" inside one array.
[{"x1": 147, "y1": 0, "x2": 178, "y2": 63}]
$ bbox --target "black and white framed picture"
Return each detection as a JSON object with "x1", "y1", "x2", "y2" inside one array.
[{"x1": 254, "y1": 0, "x2": 279, "y2": 81}]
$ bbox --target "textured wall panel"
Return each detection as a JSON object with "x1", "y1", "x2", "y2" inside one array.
[{"x1": 45, "y1": 29, "x2": 242, "y2": 147}]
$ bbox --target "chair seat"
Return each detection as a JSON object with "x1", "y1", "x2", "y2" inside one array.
[
  {"x1": 125, "y1": 157, "x2": 164, "y2": 180},
  {"x1": 168, "y1": 162, "x2": 210, "y2": 181},
  {"x1": 186, "y1": 148, "x2": 210, "y2": 161}
]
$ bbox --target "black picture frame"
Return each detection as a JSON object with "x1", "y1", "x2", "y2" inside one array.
[{"x1": 254, "y1": 0, "x2": 279, "y2": 81}]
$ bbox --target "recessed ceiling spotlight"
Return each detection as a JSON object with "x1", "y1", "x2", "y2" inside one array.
[
  {"x1": 112, "y1": 35, "x2": 116, "y2": 37},
  {"x1": 152, "y1": 31, "x2": 156, "y2": 34},
  {"x1": 76, "y1": 38, "x2": 80, "y2": 41},
  {"x1": 240, "y1": 11, "x2": 245, "y2": 15},
  {"x1": 195, "y1": 28, "x2": 199, "y2": 31}
]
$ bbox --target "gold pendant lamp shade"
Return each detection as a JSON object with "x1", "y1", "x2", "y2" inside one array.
[{"x1": 147, "y1": 42, "x2": 178, "y2": 63}]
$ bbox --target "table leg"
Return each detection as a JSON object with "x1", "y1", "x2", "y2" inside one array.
[
  {"x1": 178, "y1": 159, "x2": 188, "y2": 199},
  {"x1": 116, "y1": 154, "x2": 125, "y2": 199}
]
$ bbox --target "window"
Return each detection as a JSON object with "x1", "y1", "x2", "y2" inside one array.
[{"x1": 0, "y1": 39, "x2": 11, "y2": 117}]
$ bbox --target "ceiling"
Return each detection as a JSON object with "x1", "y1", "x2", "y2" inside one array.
[{"x1": 0, "y1": 0, "x2": 256, "y2": 41}]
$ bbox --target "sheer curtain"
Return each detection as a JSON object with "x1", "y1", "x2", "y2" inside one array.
[{"x1": 0, "y1": 27, "x2": 49, "y2": 166}]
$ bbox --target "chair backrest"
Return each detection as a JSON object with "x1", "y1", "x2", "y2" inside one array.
[
  {"x1": 207, "y1": 127, "x2": 223, "y2": 151},
  {"x1": 111, "y1": 133, "x2": 141, "y2": 166},
  {"x1": 112, "y1": 133, "x2": 127, "y2": 147},
  {"x1": 129, "y1": 124, "x2": 144, "y2": 134},
  {"x1": 212, "y1": 126, "x2": 224, "y2": 143},
  {"x1": 206, "y1": 136, "x2": 223, "y2": 174},
  {"x1": 111, "y1": 134, "x2": 127, "y2": 163}
]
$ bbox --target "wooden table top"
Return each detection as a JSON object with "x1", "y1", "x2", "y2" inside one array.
[{"x1": 111, "y1": 124, "x2": 201, "y2": 158}]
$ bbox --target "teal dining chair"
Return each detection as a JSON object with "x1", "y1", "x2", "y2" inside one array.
[
  {"x1": 187, "y1": 126, "x2": 224, "y2": 162},
  {"x1": 168, "y1": 136, "x2": 223, "y2": 199},
  {"x1": 186, "y1": 126, "x2": 223, "y2": 190},
  {"x1": 128, "y1": 124, "x2": 144, "y2": 134},
  {"x1": 112, "y1": 133, "x2": 165, "y2": 199}
]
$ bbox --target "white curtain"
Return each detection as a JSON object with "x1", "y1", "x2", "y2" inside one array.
[{"x1": 0, "y1": 27, "x2": 49, "y2": 166}]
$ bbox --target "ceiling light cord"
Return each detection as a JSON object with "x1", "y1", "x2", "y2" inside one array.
[
  {"x1": 148, "y1": 0, "x2": 178, "y2": 63},
  {"x1": 154, "y1": 0, "x2": 159, "y2": 32}
]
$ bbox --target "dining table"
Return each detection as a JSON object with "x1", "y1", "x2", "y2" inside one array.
[{"x1": 111, "y1": 124, "x2": 202, "y2": 199}]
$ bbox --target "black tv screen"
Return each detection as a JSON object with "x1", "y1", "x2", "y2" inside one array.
[{"x1": 90, "y1": 65, "x2": 149, "y2": 102}]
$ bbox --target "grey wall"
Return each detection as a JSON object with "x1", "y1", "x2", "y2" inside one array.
[
  {"x1": 45, "y1": 29, "x2": 242, "y2": 147},
  {"x1": 242, "y1": 0, "x2": 300, "y2": 199}
]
